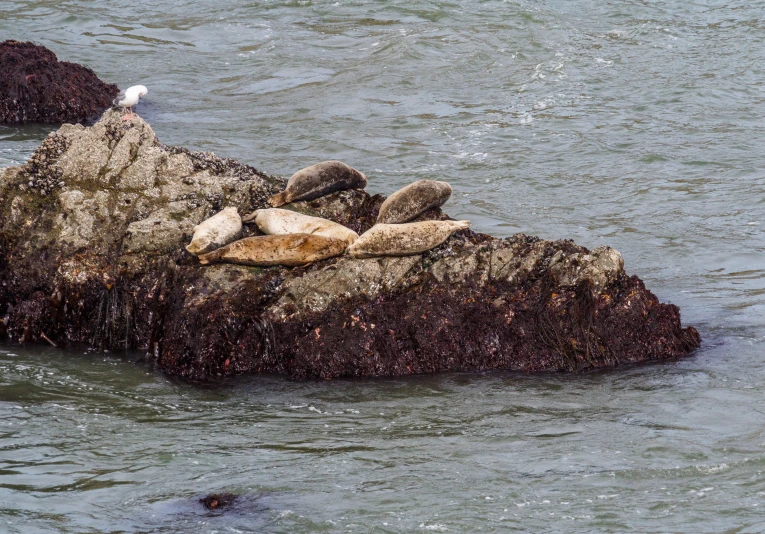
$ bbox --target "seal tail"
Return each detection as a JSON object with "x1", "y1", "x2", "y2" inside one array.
[
  {"x1": 198, "y1": 249, "x2": 222, "y2": 265},
  {"x1": 241, "y1": 210, "x2": 261, "y2": 224},
  {"x1": 268, "y1": 191, "x2": 290, "y2": 207},
  {"x1": 454, "y1": 220, "x2": 471, "y2": 230}
]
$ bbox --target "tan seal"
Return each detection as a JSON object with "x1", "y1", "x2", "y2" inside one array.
[
  {"x1": 377, "y1": 180, "x2": 452, "y2": 224},
  {"x1": 242, "y1": 208, "x2": 359, "y2": 245},
  {"x1": 185, "y1": 207, "x2": 242, "y2": 256},
  {"x1": 198, "y1": 234, "x2": 348, "y2": 266},
  {"x1": 268, "y1": 161, "x2": 367, "y2": 207},
  {"x1": 348, "y1": 220, "x2": 470, "y2": 258}
]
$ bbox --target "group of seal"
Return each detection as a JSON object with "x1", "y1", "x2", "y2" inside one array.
[{"x1": 185, "y1": 160, "x2": 469, "y2": 267}]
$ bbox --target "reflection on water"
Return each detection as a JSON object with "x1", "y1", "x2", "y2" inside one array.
[{"x1": 1, "y1": 0, "x2": 764, "y2": 531}]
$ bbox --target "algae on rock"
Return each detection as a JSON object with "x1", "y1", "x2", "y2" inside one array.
[{"x1": 0, "y1": 40, "x2": 119, "y2": 124}]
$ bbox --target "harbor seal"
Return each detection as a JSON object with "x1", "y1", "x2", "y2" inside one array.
[
  {"x1": 185, "y1": 207, "x2": 242, "y2": 256},
  {"x1": 377, "y1": 180, "x2": 452, "y2": 224},
  {"x1": 348, "y1": 220, "x2": 470, "y2": 258},
  {"x1": 268, "y1": 161, "x2": 367, "y2": 207},
  {"x1": 198, "y1": 234, "x2": 348, "y2": 267},
  {"x1": 242, "y1": 208, "x2": 359, "y2": 245}
]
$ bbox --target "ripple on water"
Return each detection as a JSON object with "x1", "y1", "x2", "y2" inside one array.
[{"x1": 2, "y1": 0, "x2": 765, "y2": 532}]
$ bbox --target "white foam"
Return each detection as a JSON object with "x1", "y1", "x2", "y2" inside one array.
[
  {"x1": 419, "y1": 524, "x2": 448, "y2": 531},
  {"x1": 695, "y1": 463, "x2": 729, "y2": 474}
]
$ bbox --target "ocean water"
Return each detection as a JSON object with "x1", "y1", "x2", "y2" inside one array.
[{"x1": 1, "y1": 0, "x2": 764, "y2": 531}]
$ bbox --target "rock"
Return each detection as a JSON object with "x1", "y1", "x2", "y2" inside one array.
[
  {"x1": 124, "y1": 212, "x2": 196, "y2": 255},
  {"x1": 0, "y1": 109, "x2": 701, "y2": 380},
  {"x1": 0, "y1": 40, "x2": 119, "y2": 124},
  {"x1": 200, "y1": 493, "x2": 238, "y2": 511},
  {"x1": 270, "y1": 255, "x2": 422, "y2": 320}
]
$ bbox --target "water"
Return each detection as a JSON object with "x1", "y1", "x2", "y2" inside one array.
[{"x1": 1, "y1": 0, "x2": 764, "y2": 531}]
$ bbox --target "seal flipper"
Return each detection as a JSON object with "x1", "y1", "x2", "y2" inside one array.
[
  {"x1": 198, "y1": 248, "x2": 223, "y2": 265},
  {"x1": 241, "y1": 210, "x2": 262, "y2": 224},
  {"x1": 268, "y1": 191, "x2": 290, "y2": 207},
  {"x1": 283, "y1": 234, "x2": 310, "y2": 250}
]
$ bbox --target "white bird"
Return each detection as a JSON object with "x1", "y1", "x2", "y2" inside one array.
[{"x1": 113, "y1": 85, "x2": 148, "y2": 121}]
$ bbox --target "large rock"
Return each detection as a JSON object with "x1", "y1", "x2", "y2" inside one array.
[
  {"x1": 0, "y1": 40, "x2": 119, "y2": 124},
  {"x1": 0, "y1": 110, "x2": 701, "y2": 379}
]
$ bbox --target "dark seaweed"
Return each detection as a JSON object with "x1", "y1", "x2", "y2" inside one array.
[{"x1": 0, "y1": 40, "x2": 118, "y2": 124}]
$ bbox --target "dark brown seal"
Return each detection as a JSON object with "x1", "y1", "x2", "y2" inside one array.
[
  {"x1": 377, "y1": 179, "x2": 452, "y2": 224},
  {"x1": 268, "y1": 161, "x2": 367, "y2": 207}
]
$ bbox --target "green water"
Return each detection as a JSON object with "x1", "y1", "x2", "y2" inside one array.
[{"x1": 1, "y1": 0, "x2": 764, "y2": 531}]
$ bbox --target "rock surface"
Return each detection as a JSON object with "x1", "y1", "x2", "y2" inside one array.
[
  {"x1": 0, "y1": 40, "x2": 119, "y2": 124},
  {"x1": 0, "y1": 109, "x2": 701, "y2": 379}
]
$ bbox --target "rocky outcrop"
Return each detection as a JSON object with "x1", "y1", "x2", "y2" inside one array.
[
  {"x1": 0, "y1": 110, "x2": 701, "y2": 379},
  {"x1": 0, "y1": 40, "x2": 119, "y2": 124}
]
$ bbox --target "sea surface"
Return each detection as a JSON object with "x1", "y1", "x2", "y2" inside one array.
[{"x1": 1, "y1": 0, "x2": 764, "y2": 532}]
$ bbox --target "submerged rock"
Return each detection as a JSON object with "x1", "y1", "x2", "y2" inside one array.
[
  {"x1": 200, "y1": 493, "x2": 238, "y2": 511},
  {"x1": 0, "y1": 40, "x2": 119, "y2": 124},
  {"x1": 0, "y1": 109, "x2": 700, "y2": 379}
]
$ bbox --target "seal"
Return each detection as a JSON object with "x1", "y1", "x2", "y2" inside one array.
[
  {"x1": 348, "y1": 220, "x2": 470, "y2": 258},
  {"x1": 377, "y1": 180, "x2": 452, "y2": 224},
  {"x1": 185, "y1": 207, "x2": 242, "y2": 256},
  {"x1": 268, "y1": 161, "x2": 367, "y2": 207},
  {"x1": 198, "y1": 234, "x2": 348, "y2": 267},
  {"x1": 242, "y1": 208, "x2": 359, "y2": 245}
]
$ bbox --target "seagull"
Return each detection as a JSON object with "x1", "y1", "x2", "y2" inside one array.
[{"x1": 113, "y1": 85, "x2": 148, "y2": 121}]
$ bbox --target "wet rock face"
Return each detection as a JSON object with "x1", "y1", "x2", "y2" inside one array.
[
  {"x1": 0, "y1": 110, "x2": 700, "y2": 380},
  {"x1": 0, "y1": 41, "x2": 120, "y2": 124}
]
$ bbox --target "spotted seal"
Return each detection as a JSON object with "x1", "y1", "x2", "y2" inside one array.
[
  {"x1": 347, "y1": 220, "x2": 470, "y2": 258},
  {"x1": 268, "y1": 161, "x2": 367, "y2": 207},
  {"x1": 198, "y1": 234, "x2": 348, "y2": 267},
  {"x1": 377, "y1": 180, "x2": 452, "y2": 224}
]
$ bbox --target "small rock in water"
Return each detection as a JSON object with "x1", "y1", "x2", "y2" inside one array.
[
  {"x1": 200, "y1": 492, "x2": 238, "y2": 511},
  {"x1": 0, "y1": 40, "x2": 118, "y2": 124}
]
